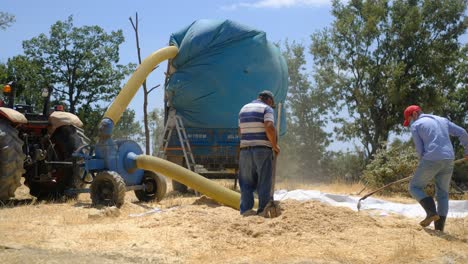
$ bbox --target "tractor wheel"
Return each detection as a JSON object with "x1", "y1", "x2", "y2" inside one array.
[
  {"x1": 0, "y1": 119, "x2": 25, "y2": 200},
  {"x1": 172, "y1": 180, "x2": 188, "y2": 193},
  {"x1": 90, "y1": 171, "x2": 126, "y2": 208},
  {"x1": 135, "y1": 171, "x2": 167, "y2": 202},
  {"x1": 27, "y1": 125, "x2": 89, "y2": 200}
]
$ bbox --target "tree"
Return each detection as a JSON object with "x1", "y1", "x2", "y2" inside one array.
[
  {"x1": 22, "y1": 16, "x2": 135, "y2": 118},
  {"x1": 76, "y1": 105, "x2": 103, "y2": 143},
  {"x1": 148, "y1": 108, "x2": 165, "y2": 156},
  {"x1": 362, "y1": 139, "x2": 418, "y2": 193},
  {"x1": 322, "y1": 149, "x2": 367, "y2": 182},
  {"x1": 280, "y1": 41, "x2": 332, "y2": 180},
  {"x1": 0, "y1": 12, "x2": 15, "y2": 30},
  {"x1": 449, "y1": 43, "x2": 468, "y2": 127},
  {"x1": 113, "y1": 109, "x2": 143, "y2": 142},
  {"x1": 129, "y1": 13, "x2": 161, "y2": 155},
  {"x1": 440, "y1": 43, "x2": 468, "y2": 158},
  {"x1": 0, "y1": 63, "x2": 6, "y2": 81},
  {"x1": 1, "y1": 56, "x2": 48, "y2": 111},
  {"x1": 76, "y1": 106, "x2": 142, "y2": 143},
  {"x1": 310, "y1": 0, "x2": 467, "y2": 159}
]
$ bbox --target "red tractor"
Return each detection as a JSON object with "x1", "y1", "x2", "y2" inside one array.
[{"x1": 0, "y1": 82, "x2": 88, "y2": 200}]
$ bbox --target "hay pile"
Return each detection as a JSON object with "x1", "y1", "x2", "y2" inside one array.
[{"x1": 0, "y1": 189, "x2": 467, "y2": 263}]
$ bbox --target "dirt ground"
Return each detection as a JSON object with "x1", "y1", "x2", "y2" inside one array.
[{"x1": 0, "y1": 181, "x2": 467, "y2": 264}]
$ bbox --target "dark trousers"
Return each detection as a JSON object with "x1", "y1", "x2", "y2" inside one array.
[{"x1": 238, "y1": 146, "x2": 273, "y2": 214}]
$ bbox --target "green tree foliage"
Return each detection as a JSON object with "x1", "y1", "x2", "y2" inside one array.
[
  {"x1": 362, "y1": 139, "x2": 467, "y2": 194},
  {"x1": 76, "y1": 105, "x2": 104, "y2": 143},
  {"x1": 113, "y1": 109, "x2": 143, "y2": 142},
  {"x1": 76, "y1": 106, "x2": 142, "y2": 143},
  {"x1": 280, "y1": 41, "x2": 332, "y2": 180},
  {"x1": 440, "y1": 43, "x2": 468, "y2": 158},
  {"x1": 450, "y1": 43, "x2": 468, "y2": 127},
  {"x1": 310, "y1": 0, "x2": 467, "y2": 159},
  {"x1": 21, "y1": 15, "x2": 135, "y2": 116},
  {"x1": 0, "y1": 56, "x2": 48, "y2": 111},
  {"x1": 453, "y1": 160, "x2": 468, "y2": 188},
  {"x1": 0, "y1": 63, "x2": 6, "y2": 81},
  {"x1": 0, "y1": 12, "x2": 15, "y2": 30},
  {"x1": 362, "y1": 139, "x2": 418, "y2": 193},
  {"x1": 323, "y1": 149, "x2": 367, "y2": 182}
]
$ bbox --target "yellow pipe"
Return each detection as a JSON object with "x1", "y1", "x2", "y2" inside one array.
[
  {"x1": 104, "y1": 46, "x2": 179, "y2": 124},
  {"x1": 136, "y1": 155, "x2": 258, "y2": 210},
  {"x1": 103, "y1": 45, "x2": 256, "y2": 211}
]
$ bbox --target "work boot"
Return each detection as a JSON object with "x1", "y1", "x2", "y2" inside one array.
[
  {"x1": 241, "y1": 209, "x2": 257, "y2": 217},
  {"x1": 418, "y1": 197, "x2": 440, "y2": 227},
  {"x1": 434, "y1": 216, "x2": 447, "y2": 232}
]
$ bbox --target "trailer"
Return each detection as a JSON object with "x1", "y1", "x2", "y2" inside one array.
[{"x1": 160, "y1": 19, "x2": 289, "y2": 192}]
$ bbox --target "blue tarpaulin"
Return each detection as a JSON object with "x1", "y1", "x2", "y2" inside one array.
[{"x1": 165, "y1": 19, "x2": 288, "y2": 134}]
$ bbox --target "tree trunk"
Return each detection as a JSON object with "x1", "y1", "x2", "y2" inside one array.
[{"x1": 130, "y1": 13, "x2": 150, "y2": 154}]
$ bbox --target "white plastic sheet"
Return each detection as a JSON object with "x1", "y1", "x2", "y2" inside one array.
[{"x1": 274, "y1": 189, "x2": 468, "y2": 218}]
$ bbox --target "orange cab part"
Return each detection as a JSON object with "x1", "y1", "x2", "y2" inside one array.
[{"x1": 3, "y1": 84, "x2": 12, "y2": 94}]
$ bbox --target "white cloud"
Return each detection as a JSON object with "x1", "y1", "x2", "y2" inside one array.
[{"x1": 221, "y1": 0, "x2": 331, "y2": 10}]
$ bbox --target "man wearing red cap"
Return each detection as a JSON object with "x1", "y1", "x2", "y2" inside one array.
[{"x1": 403, "y1": 105, "x2": 468, "y2": 232}]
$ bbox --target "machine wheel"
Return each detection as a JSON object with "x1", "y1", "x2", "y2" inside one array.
[
  {"x1": 0, "y1": 119, "x2": 25, "y2": 200},
  {"x1": 90, "y1": 171, "x2": 126, "y2": 208},
  {"x1": 135, "y1": 171, "x2": 167, "y2": 202},
  {"x1": 27, "y1": 125, "x2": 89, "y2": 200},
  {"x1": 166, "y1": 156, "x2": 189, "y2": 193},
  {"x1": 172, "y1": 179, "x2": 188, "y2": 193}
]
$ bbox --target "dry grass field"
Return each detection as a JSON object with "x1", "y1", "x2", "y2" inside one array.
[{"x1": 0, "y1": 178, "x2": 467, "y2": 264}]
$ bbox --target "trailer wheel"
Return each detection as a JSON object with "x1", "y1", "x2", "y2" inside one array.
[
  {"x1": 27, "y1": 125, "x2": 89, "y2": 200},
  {"x1": 135, "y1": 171, "x2": 167, "y2": 202},
  {"x1": 0, "y1": 119, "x2": 25, "y2": 200},
  {"x1": 172, "y1": 180, "x2": 188, "y2": 193},
  {"x1": 166, "y1": 156, "x2": 189, "y2": 193},
  {"x1": 91, "y1": 171, "x2": 126, "y2": 208}
]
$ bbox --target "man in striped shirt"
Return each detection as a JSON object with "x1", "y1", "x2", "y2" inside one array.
[{"x1": 238, "y1": 90, "x2": 280, "y2": 215}]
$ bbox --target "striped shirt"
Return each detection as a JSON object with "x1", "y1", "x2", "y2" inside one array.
[{"x1": 238, "y1": 99, "x2": 274, "y2": 148}]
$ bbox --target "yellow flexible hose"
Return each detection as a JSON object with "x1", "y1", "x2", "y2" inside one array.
[
  {"x1": 104, "y1": 46, "x2": 179, "y2": 124},
  {"x1": 103, "y1": 45, "x2": 257, "y2": 211},
  {"x1": 136, "y1": 155, "x2": 258, "y2": 210}
]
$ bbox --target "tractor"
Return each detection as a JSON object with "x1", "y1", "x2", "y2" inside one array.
[
  {"x1": 0, "y1": 81, "x2": 167, "y2": 207},
  {"x1": 0, "y1": 81, "x2": 88, "y2": 200}
]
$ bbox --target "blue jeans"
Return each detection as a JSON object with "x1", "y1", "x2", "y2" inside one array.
[
  {"x1": 409, "y1": 159, "x2": 454, "y2": 216},
  {"x1": 238, "y1": 147, "x2": 273, "y2": 214}
]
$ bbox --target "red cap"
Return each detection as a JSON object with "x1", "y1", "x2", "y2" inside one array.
[{"x1": 403, "y1": 105, "x2": 421, "y2": 127}]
